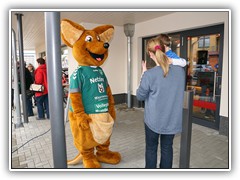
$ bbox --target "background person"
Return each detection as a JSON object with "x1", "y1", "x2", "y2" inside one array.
[
  {"x1": 27, "y1": 63, "x2": 36, "y2": 107},
  {"x1": 17, "y1": 61, "x2": 34, "y2": 116},
  {"x1": 34, "y1": 57, "x2": 50, "y2": 120},
  {"x1": 27, "y1": 63, "x2": 35, "y2": 81}
]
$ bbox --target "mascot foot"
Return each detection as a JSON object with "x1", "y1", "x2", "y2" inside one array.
[
  {"x1": 96, "y1": 150, "x2": 121, "y2": 164},
  {"x1": 83, "y1": 155, "x2": 101, "y2": 168},
  {"x1": 67, "y1": 153, "x2": 82, "y2": 165}
]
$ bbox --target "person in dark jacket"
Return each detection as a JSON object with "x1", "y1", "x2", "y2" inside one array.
[
  {"x1": 17, "y1": 61, "x2": 34, "y2": 116},
  {"x1": 34, "y1": 58, "x2": 50, "y2": 120},
  {"x1": 27, "y1": 63, "x2": 36, "y2": 106}
]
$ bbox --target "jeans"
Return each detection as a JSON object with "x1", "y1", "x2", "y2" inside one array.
[
  {"x1": 26, "y1": 96, "x2": 34, "y2": 116},
  {"x1": 36, "y1": 94, "x2": 50, "y2": 119},
  {"x1": 145, "y1": 123, "x2": 175, "y2": 168}
]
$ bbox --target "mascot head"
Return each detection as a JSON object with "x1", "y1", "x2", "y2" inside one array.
[{"x1": 61, "y1": 19, "x2": 114, "y2": 66}]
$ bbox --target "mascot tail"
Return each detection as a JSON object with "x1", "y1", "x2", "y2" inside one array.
[{"x1": 67, "y1": 152, "x2": 83, "y2": 165}]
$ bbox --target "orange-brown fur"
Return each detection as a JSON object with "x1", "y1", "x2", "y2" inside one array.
[{"x1": 61, "y1": 19, "x2": 121, "y2": 168}]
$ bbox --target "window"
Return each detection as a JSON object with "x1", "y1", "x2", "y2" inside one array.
[
  {"x1": 198, "y1": 36, "x2": 210, "y2": 48},
  {"x1": 39, "y1": 51, "x2": 46, "y2": 58}
]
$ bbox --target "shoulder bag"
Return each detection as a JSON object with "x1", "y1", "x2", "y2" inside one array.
[{"x1": 29, "y1": 84, "x2": 44, "y2": 92}]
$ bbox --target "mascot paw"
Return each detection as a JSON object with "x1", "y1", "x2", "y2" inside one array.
[
  {"x1": 78, "y1": 118, "x2": 90, "y2": 130},
  {"x1": 96, "y1": 150, "x2": 121, "y2": 165},
  {"x1": 83, "y1": 155, "x2": 101, "y2": 168},
  {"x1": 80, "y1": 122, "x2": 90, "y2": 130}
]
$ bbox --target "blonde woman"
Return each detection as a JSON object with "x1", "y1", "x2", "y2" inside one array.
[{"x1": 136, "y1": 37, "x2": 185, "y2": 168}]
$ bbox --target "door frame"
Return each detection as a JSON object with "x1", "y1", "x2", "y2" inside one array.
[{"x1": 180, "y1": 24, "x2": 224, "y2": 130}]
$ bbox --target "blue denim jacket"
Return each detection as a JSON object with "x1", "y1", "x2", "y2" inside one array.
[{"x1": 136, "y1": 65, "x2": 185, "y2": 134}]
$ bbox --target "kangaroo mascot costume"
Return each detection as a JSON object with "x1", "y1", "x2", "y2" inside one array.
[{"x1": 61, "y1": 19, "x2": 121, "y2": 168}]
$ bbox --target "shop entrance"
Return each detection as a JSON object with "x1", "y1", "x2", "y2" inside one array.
[
  {"x1": 182, "y1": 24, "x2": 224, "y2": 129},
  {"x1": 142, "y1": 24, "x2": 224, "y2": 130}
]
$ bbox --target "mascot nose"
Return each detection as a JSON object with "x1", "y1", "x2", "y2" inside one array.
[{"x1": 104, "y1": 43, "x2": 109, "y2": 49}]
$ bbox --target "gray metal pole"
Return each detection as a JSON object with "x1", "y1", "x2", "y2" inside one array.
[
  {"x1": 45, "y1": 11, "x2": 67, "y2": 168},
  {"x1": 179, "y1": 90, "x2": 193, "y2": 168},
  {"x1": 127, "y1": 36, "x2": 132, "y2": 108},
  {"x1": 16, "y1": 13, "x2": 28, "y2": 123},
  {"x1": 124, "y1": 24, "x2": 134, "y2": 108},
  {"x1": 12, "y1": 29, "x2": 23, "y2": 128}
]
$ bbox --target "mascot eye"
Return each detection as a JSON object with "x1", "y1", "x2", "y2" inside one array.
[{"x1": 85, "y1": 35, "x2": 93, "y2": 42}]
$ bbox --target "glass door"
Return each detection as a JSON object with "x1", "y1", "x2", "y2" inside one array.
[
  {"x1": 182, "y1": 24, "x2": 224, "y2": 129},
  {"x1": 187, "y1": 34, "x2": 219, "y2": 121}
]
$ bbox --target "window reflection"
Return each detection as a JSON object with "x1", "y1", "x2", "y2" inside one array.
[{"x1": 187, "y1": 34, "x2": 220, "y2": 122}]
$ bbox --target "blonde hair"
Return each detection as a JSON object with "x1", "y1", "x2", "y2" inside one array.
[{"x1": 147, "y1": 37, "x2": 169, "y2": 77}]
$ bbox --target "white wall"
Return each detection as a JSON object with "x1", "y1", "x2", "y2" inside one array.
[{"x1": 132, "y1": 11, "x2": 229, "y2": 117}]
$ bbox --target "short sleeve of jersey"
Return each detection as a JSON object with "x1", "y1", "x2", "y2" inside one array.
[
  {"x1": 101, "y1": 69, "x2": 109, "y2": 86},
  {"x1": 69, "y1": 67, "x2": 82, "y2": 93}
]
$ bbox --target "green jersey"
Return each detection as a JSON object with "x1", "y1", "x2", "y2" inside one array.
[{"x1": 69, "y1": 66, "x2": 109, "y2": 114}]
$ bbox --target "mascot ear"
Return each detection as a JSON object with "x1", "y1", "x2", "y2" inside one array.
[
  {"x1": 93, "y1": 25, "x2": 114, "y2": 43},
  {"x1": 61, "y1": 19, "x2": 85, "y2": 47}
]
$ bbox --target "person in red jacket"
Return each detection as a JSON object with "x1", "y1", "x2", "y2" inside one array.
[{"x1": 34, "y1": 57, "x2": 50, "y2": 120}]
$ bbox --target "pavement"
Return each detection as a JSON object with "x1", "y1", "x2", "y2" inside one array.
[{"x1": 10, "y1": 104, "x2": 229, "y2": 170}]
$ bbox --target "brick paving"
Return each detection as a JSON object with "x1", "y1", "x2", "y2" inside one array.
[{"x1": 10, "y1": 104, "x2": 229, "y2": 169}]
